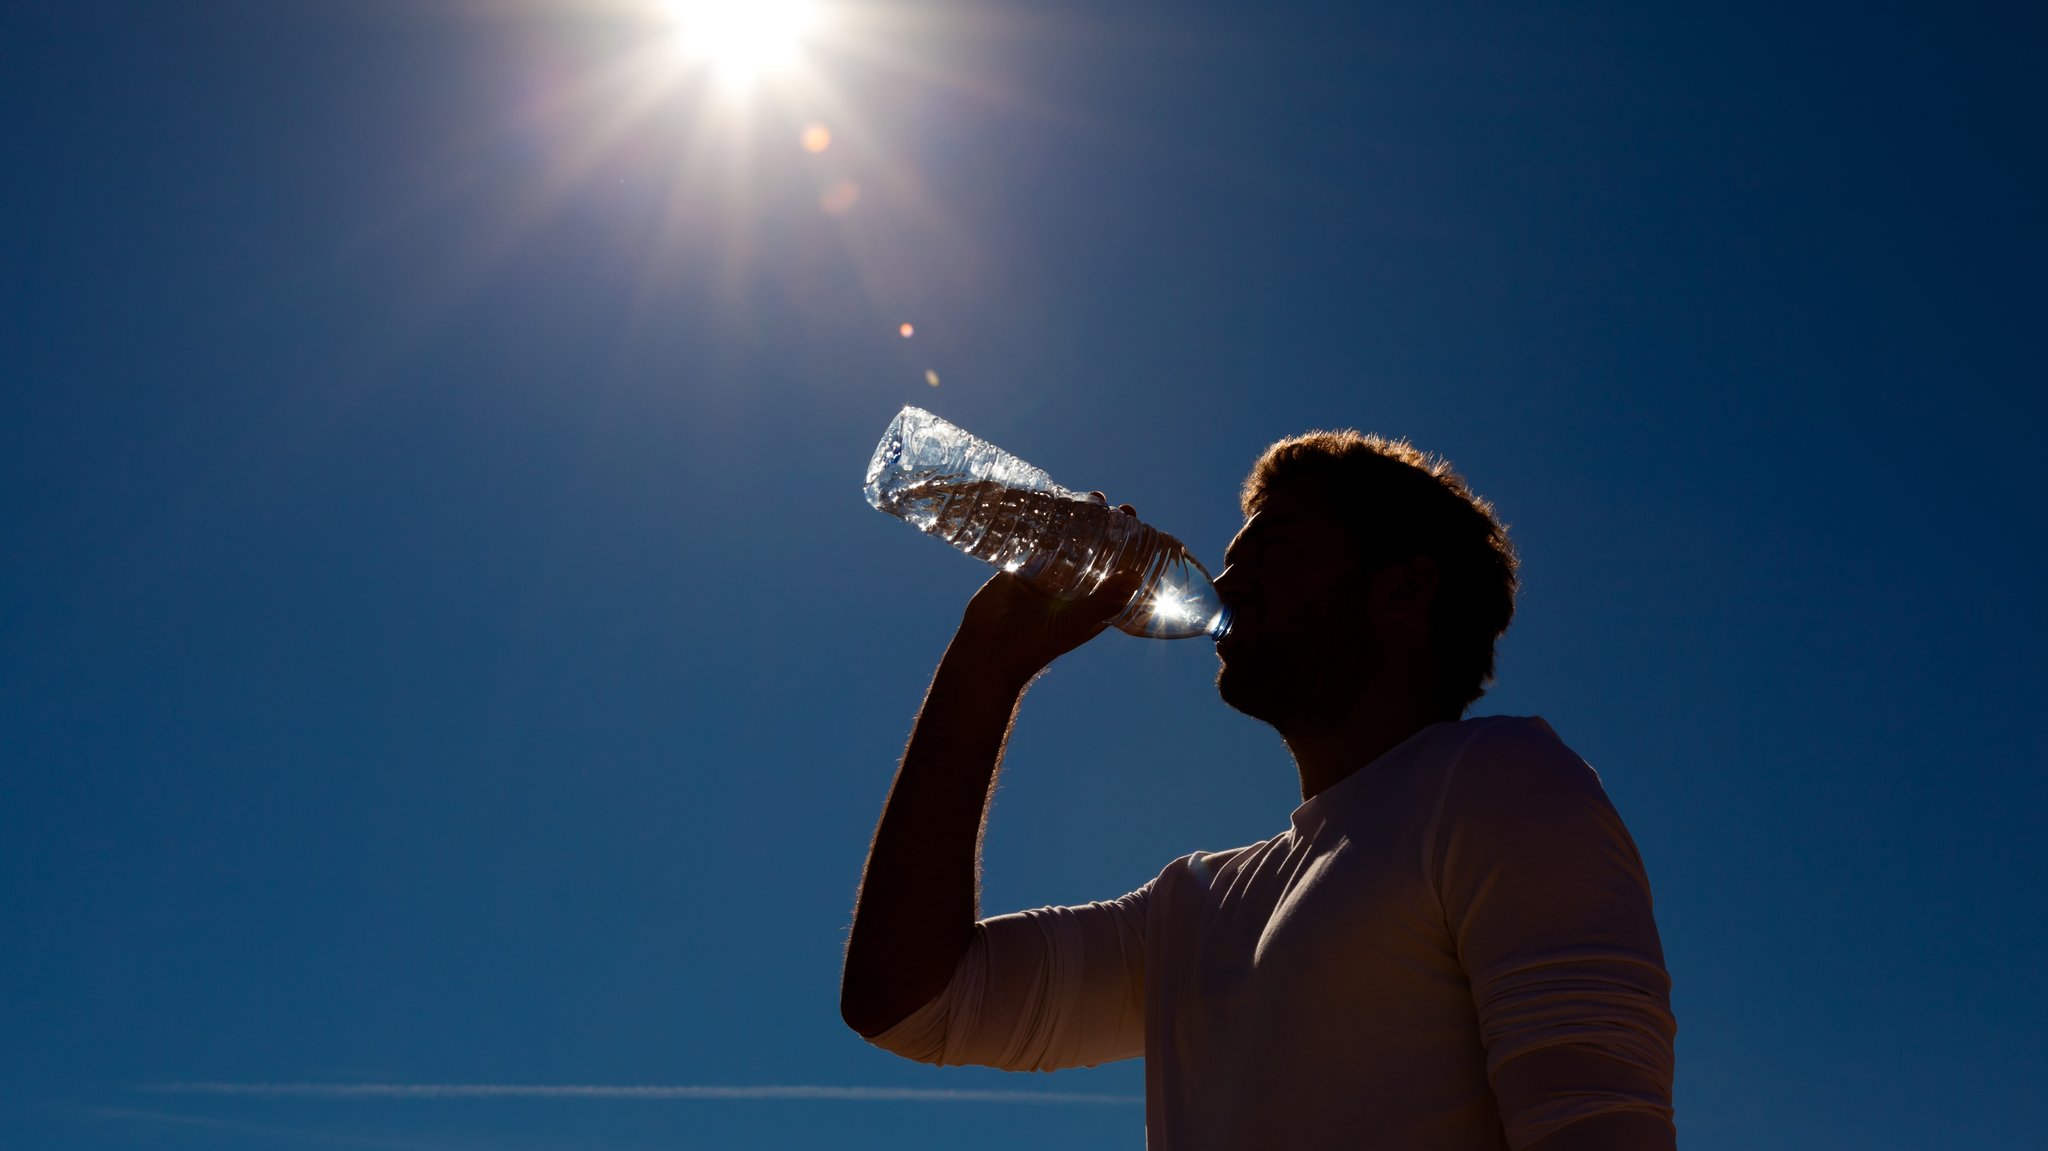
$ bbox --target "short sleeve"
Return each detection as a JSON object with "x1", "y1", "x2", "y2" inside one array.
[
  {"x1": 1434, "y1": 718, "x2": 1677, "y2": 1148},
  {"x1": 865, "y1": 886, "x2": 1150, "y2": 1072}
]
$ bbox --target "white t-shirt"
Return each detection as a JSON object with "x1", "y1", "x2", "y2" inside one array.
[{"x1": 869, "y1": 716, "x2": 1676, "y2": 1150}]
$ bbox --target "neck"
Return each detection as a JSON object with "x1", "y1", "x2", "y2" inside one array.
[{"x1": 1283, "y1": 678, "x2": 1446, "y2": 801}]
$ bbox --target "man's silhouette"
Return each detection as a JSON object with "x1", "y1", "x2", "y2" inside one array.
[{"x1": 841, "y1": 431, "x2": 1676, "y2": 1150}]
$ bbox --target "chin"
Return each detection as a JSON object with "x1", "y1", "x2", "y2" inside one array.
[
  {"x1": 1216, "y1": 660, "x2": 1282, "y2": 724},
  {"x1": 1219, "y1": 640, "x2": 1374, "y2": 732}
]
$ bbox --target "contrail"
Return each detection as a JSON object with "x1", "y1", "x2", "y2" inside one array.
[
  {"x1": 144, "y1": 1081, "x2": 1141, "y2": 1105},
  {"x1": 89, "y1": 1106, "x2": 467, "y2": 1151}
]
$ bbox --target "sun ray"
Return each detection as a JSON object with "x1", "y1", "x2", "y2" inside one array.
[{"x1": 365, "y1": 0, "x2": 1165, "y2": 383}]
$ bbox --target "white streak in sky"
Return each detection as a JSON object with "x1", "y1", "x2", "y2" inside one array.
[
  {"x1": 89, "y1": 1107, "x2": 463, "y2": 1151},
  {"x1": 144, "y1": 1081, "x2": 1141, "y2": 1105}
]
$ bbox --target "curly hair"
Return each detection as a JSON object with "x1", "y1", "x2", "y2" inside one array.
[{"x1": 1241, "y1": 431, "x2": 1519, "y2": 718}]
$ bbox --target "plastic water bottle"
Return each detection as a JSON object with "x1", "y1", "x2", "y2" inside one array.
[{"x1": 863, "y1": 406, "x2": 1231, "y2": 641}]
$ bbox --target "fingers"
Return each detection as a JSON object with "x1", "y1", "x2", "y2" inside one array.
[
  {"x1": 959, "y1": 568, "x2": 1124, "y2": 684},
  {"x1": 1088, "y1": 565, "x2": 1147, "y2": 610}
]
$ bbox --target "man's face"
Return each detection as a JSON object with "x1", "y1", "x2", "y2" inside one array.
[{"x1": 1212, "y1": 484, "x2": 1379, "y2": 732}]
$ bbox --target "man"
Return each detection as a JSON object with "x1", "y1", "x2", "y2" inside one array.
[{"x1": 840, "y1": 431, "x2": 1676, "y2": 1150}]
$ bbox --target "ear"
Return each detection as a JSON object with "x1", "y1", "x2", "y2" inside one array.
[{"x1": 1373, "y1": 555, "x2": 1439, "y2": 631}]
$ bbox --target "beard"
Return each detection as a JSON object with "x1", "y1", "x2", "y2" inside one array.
[{"x1": 1216, "y1": 613, "x2": 1380, "y2": 734}]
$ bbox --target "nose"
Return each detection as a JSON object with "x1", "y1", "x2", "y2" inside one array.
[{"x1": 1212, "y1": 564, "x2": 1252, "y2": 623}]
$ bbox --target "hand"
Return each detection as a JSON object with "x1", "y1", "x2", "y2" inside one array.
[{"x1": 955, "y1": 493, "x2": 1144, "y2": 685}]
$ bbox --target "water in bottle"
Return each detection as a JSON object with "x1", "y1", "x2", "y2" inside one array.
[{"x1": 864, "y1": 406, "x2": 1231, "y2": 641}]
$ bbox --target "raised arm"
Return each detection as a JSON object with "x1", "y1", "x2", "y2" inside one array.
[{"x1": 839, "y1": 559, "x2": 1134, "y2": 1038}]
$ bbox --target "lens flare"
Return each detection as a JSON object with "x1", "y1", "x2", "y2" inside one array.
[{"x1": 819, "y1": 179, "x2": 861, "y2": 215}]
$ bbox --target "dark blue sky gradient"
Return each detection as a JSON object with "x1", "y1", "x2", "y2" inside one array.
[{"x1": 3, "y1": 2, "x2": 2044, "y2": 1149}]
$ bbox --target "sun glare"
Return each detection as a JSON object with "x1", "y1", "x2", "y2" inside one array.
[{"x1": 668, "y1": 0, "x2": 818, "y2": 86}]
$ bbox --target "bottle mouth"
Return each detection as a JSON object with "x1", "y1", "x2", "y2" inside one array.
[{"x1": 1209, "y1": 606, "x2": 1233, "y2": 643}]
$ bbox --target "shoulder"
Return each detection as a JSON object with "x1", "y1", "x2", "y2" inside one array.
[
  {"x1": 1458, "y1": 713, "x2": 1583, "y2": 761},
  {"x1": 1444, "y1": 715, "x2": 1604, "y2": 801},
  {"x1": 1433, "y1": 716, "x2": 1635, "y2": 865},
  {"x1": 1432, "y1": 719, "x2": 1660, "y2": 944}
]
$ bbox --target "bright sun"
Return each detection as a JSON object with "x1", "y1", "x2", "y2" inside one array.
[{"x1": 667, "y1": 0, "x2": 819, "y2": 86}]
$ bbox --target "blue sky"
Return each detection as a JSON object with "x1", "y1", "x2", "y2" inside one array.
[{"x1": 2, "y1": 1, "x2": 2043, "y2": 1148}]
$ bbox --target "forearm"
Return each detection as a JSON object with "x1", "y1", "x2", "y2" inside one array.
[{"x1": 840, "y1": 634, "x2": 1033, "y2": 1037}]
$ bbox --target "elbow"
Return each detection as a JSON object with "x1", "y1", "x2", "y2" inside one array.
[
  {"x1": 839, "y1": 992, "x2": 885, "y2": 1040},
  {"x1": 838, "y1": 968, "x2": 909, "y2": 1041},
  {"x1": 840, "y1": 923, "x2": 976, "y2": 1053},
  {"x1": 839, "y1": 987, "x2": 914, "y2": 1042},
  {"x1": 838, "y1": 967, "x2": 879, "y2": 1037},
  {"x1": 840, "y1": 971, "x2": 950, "y2": 1063},
  {"x1": 840, "y1": 943, "x2": 965, "y2": 1041}
]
